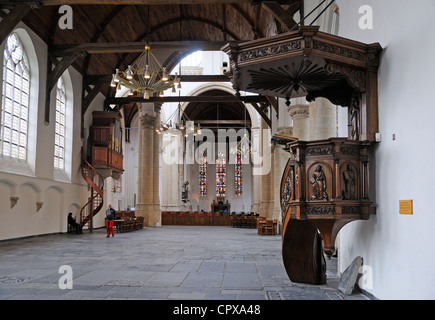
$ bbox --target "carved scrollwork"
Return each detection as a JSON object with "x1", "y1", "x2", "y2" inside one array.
[
  {"x1": 307, "y1": 206, "x2": 335, "y2": 215},
  {"x1": 325, "y1": 63, "x2": 366, "y2": 91},
  {"x1": 306, "y1": 146, "x2": 332, "y2": 156},
  {"x1": 340, "y1": 146, "x2": 360, "y2": 156},
  {"x1": 239, "y1": 40, "x2": 302, "y2": 63},
  {"x1": 281, "y1": 174, "x2": 292, "y2": 213},
  {"x1": 342, "y1": 206, "x2": 361, "y2": 214},
  {"x1": 313, "y1": 40, "x2": 366, "y2": 62}
]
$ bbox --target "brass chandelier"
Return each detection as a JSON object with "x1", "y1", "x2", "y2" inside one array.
[
  {"x1": 156, "y1": 101, "x2": 201, "y2": 137},
  {"x1": 110, "y1": 45, "x2": 180, "y2": 99},
  {"x1": 110, "y1": 5, "x2": 180, "y2": 98}
]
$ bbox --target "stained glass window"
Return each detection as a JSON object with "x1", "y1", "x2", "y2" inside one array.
[
  {"x1": 199, "y1": 153, "x2": 207, "y2": 197},
  {"x1": 216, "y1": 157, "x2": 226, "y2": 197},
  {"x1": 235, "y1": 153, "x2": 242, "y2": 196},
  {"x1": 1, "y1": 33, "x2": 30, "y2": 161},
  {"x1": 54, "y1": 77, "x2": 66, "y2": 169}
]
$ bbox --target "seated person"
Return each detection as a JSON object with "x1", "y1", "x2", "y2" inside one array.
[{"x1": 68, "y1": 212, "x2": 83, "y2": 234}]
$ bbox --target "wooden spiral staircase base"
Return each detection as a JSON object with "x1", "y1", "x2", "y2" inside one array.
[{"x1": 80, "y1": 157, "x2": 104, "y2": 232}]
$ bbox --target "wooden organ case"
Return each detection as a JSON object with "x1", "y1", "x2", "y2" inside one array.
[
  {"x1": 223, "y1": 26, "x2": 382, "y2": 284},
  {"x1": 90, "y1": 111, "x2": 124, "y2": 179}
]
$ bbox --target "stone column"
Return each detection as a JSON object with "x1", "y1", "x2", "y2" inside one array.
[
  {"x1": 259, "y1": 119, "x2": 273, "y2": 219},
  {"x1": 308, "y1": 98, "x2": 337, "y2": 140},
  {"x1": 288, "y1": 104, "x2": 310, "y2": 140},
  {"x1": 160, "y1": 133, "x2": 178, "y2": 212},
  {"x1": 152, "y1": 103, "x2": 162, "y2": 226},
  {"x1": 251, "y1": 126, "x2": 261, "y2": 214},
  {"x1": 135, "y1": 109, "x2": 155, "y2": 226}
]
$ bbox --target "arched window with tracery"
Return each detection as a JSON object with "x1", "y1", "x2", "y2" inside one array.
[
  {"x1": 199, "y1": 152, "x2": 207, "y2": 197},
  {"x1": 235, "y1": 152, "x2": 242, "y2": 196},
  {"x1": 54, "y1": 77, "x2": 66, "y2": 169},
  {"x1": 1, "y1": 33, "x2": 30, "y2": 161},
  {"x1": 216, "y1": 157, "x2": 226, "y2": 197}
]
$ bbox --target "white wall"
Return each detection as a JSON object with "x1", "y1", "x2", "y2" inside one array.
[
  {"x1": 0, "y1": 23, "x2": 89, "y2": 240},
  {"x1": 336, "y1": 0, "x2": 435, "y2": 299}
]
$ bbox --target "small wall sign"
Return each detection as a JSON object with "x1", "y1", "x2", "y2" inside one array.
[{"x1": 399, "y1": 200, "x2": 413, "y2": 215}]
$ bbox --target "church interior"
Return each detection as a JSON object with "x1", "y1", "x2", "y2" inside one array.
[{"x1": 0, "y1": 0, "x2": 434, "y2": 300}]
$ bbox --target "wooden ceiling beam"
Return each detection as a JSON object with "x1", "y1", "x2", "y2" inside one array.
[
  {"x1": 86, "y1": 74, "x2": 231, "y2": 84},
  {"x1": 50, "y1": 40, "x2": 234, "y2": 56},
  {"x1": 45, "y1": 51, "x2": 86, "y2": 124},
  {"x1": 105, "y1": 94, "x2": 269, "y2": 106},
  {"x1": 17, "y1": 0, "x2": 259, "y2": 5},
  {"x1": 82, "y1": 5, "x2": 127, "y2": 73},
  {"x1": 0, "y1": 5, "x2": 32, "y2": 45},
  {"x1": 229, "y1": 3, "x2": 264, "y2": 39},
  {"x1": 261, "y1": 0, "x2": 301, "y2": 31}
]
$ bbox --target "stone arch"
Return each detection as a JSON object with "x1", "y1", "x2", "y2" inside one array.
[
  {"x1": 0, "y1": 179, "x2": 18, "y2": 210},
  {"x1": 179, "y1": 83, "x2": 260, "y2": 129},
  {"x1": 20, "y1": 181, "x2": 42, "y2": 212}
]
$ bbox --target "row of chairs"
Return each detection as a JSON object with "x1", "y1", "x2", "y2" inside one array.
[
  {"x1": 115, "y1": 216, "x2": 144, "y2": 233},
  {"x1": 231, "y1": 216, "x2": 258, "y2": 228}
]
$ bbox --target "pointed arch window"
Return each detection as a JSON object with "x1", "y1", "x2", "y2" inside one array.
[
  {"x1": 235, "y1": 152, "x2": 242, "y2": 196},
  {"x1": 1, "y1": 33, "x2": 30, "y2": 161},
  {"x1": 199, "y1": 152, "x2": 207, "y2": 197},
  {"x1": 54, "y1": 77, "x2": 66, "y2": 169},
  {"x1": 216, "y1": 157, "x2": 226, "y2": 197}
]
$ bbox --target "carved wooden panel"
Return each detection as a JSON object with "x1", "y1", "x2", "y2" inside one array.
[
  {"x1": 92, "y1": 146, "x2": 108, "y2": 164},
  {"x1": 280, "y1": 138, "x2": 375, "y2": 259},
  {"x1": 222, "y1": 26, "x2": 382, "y2": 142}
]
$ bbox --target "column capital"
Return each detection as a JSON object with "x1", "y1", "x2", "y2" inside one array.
[
  {"x1": 140, "y1": 114, "x2": 156, "y2": 128},
  {"x1": 288, "y1": 104, "x2": 309, "y2": 119},
  {"x1": 154, "y1": 102, "x2": 163, "y2": 114}
]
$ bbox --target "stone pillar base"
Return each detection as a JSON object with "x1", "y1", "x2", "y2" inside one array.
[
  {"x1": 153, "y1": 203, "x2": 161, "y2": 226},
  {"x1": 135, "y1": 203, "x2": 156, "y2": 227}
]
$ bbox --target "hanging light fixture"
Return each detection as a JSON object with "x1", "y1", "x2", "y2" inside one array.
[
  {"x1": 230, "y1": 104, "x2": 256, "y2": 156},
  {"x1": 157, "y1": 98, "x2": 201, "y2": 136},
  {"x1": 110, "y1": 6, "x2": 179, "y2": 99}
]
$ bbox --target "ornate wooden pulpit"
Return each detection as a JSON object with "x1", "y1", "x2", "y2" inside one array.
[{"x1": 223, "y1": 26, "x2": 382, "y2": 284}]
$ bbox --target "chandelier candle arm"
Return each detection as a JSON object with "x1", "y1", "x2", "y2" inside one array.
[{"x1": 110, "y1": 45, "x2": 178, "y2": 99}]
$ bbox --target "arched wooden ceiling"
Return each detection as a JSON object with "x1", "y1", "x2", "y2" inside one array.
[
  {"x1": 11, "y1": 1, "x2": 303, "y2": 77},
  {"x1": 0, "y1": 0, "x2": 303, "y2": 125}
]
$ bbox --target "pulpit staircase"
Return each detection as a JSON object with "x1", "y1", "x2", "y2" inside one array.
[{"x1": 79, "y1": 156, "x2": 104, "y2": 232}]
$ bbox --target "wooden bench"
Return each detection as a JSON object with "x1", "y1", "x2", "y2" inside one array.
[{"x1": 114, "y1": 213, "x2": 144, "y2": 233}]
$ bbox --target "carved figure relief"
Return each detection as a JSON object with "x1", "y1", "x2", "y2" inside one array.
[
  {"x1": 310, "y1": 165, "x2": 328, "y2": 201},
  {"x1": 349, "y1": 96, "x2": 360, "y2": 141},
  {"x1": 342, "y1": 164, "x2": 356, "y2": 200}
]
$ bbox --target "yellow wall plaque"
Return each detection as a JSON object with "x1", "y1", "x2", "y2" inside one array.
[{"x1": 399, "y1": 200, "x2": 413, "y2": 214}]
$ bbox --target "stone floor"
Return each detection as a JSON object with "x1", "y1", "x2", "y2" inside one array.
[{"x1": 0, "y1": 225, "x2": 369, "y2": 300}]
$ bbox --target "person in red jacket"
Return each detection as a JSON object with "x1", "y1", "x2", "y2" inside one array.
[{"x1": 105, "y1": 204, "x2": 116, "y2": 238}]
